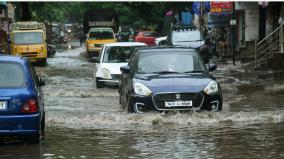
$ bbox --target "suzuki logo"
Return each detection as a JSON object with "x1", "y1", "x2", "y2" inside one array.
[{"x1": 176, "y1": 94, "x2": 181, "y2": 100}]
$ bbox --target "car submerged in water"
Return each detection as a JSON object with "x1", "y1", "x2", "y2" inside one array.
[
  {"x1": 0, "y1": 55, "x2": 45, "y2": 143},
  {"x1": 119, "y1": 47, "x2": 222, "y2": 113},
  {"x1": 93, "y1": 42, "x2": 146, "y2": 88}
]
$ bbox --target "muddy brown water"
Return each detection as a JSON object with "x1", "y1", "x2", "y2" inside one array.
[{"x1": 1, "y1": 45, "x2": 284, "y2": 158}]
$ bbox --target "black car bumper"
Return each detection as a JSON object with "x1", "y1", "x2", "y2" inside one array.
[{"x1": 129, "y1": 92, "x2": 222, "y2": 113}]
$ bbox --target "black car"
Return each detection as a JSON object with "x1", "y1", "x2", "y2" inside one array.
[{"x1": 119, "y1": 47, "x2": 222, "y2": 113}]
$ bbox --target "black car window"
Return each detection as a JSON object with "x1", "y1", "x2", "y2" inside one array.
[
  {"x1": 0, "y1": 62, "x2": 26, "y2": 88},
  {"x1": 128, "y1": 51, "x2": 138, "y2": 71},
  {"x1": 137, "y1": 51, "x2": 206, "y2": 73}
]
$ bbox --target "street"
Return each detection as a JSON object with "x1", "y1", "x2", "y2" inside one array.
[{"x1": 1, "y1": 40, "x2": 284, "y2": 158}]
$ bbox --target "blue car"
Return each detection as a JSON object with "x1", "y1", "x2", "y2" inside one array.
[
  {"x1": 0, "y1": 55, "x2": 45, "y2": 143},
  {"x1": 119, "y1": 47, "x2": 222, "y2": 113}
]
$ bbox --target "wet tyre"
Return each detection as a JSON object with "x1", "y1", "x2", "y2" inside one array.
[{"x1": 95, "y1": 77, "x2": 104, "y2": 88}]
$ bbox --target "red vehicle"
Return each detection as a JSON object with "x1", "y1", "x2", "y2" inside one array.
[{"x1": 135, "y1": 31, "x2": 159, "y2": 46}]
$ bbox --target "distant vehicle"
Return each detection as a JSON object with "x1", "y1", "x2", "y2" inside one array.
[
  {"x1": 92, "y1": 42, "x2": 146, "y2": 88},
  {"x1": 0, "y1": 55, "x2": 45, "y2": 143},
  {"x1": 83, "y1": 9, "x2": 118, "y2": 34},
  {"x1": 9, "y1": 21, "x2": 48, "y2": 65},
  {"x1": 64, "y1": 24, "x2": 73, "y2": 33},
  {"x1": 168, "y1": 27, "x2": 210, "y2": 63},
  {"x1": 117, "y1": 26, "x2": 135, "y2": 42},
  {"x1": 83, "y1": 9, "x2": 119, "y2": 57},
  {"x1": 119, "y1": 47, "x2": 222, "y2": 113},
  {"x1": 135, "y1": 31, "x2": 159, "y2": 46},
  {"x1": 86, "y1": 27, "x2": 116, "y2": 57},
  {"x1": 155, "y1": 36, "x2": 168, "y2": 46}
]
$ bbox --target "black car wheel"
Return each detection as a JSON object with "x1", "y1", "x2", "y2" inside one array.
[{"x1": 95, "y1": 77, "x2": 104, "y2": 88}]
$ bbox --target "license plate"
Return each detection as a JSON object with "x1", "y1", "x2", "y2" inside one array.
[
  {"x1": 0, "y1": 101, "x2": 7, "y2": 110},
  {"x1": 165, "y1": 101, "x2": 192, "y2": 107}
]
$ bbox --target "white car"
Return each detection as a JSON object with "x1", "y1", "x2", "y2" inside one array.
[
  {"x1": 93, "y1": 42, "x2": 146, "y2": 88},
  {"x1": 155, "y1": 36, "x2": 168, "y2": 46}
]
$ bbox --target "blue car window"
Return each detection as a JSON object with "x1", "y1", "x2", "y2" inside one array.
[{"x1": 0, "y1": 62, "x2": 26, "y2": 88}]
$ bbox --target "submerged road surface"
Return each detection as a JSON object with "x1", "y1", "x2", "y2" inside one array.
[{"x1": 1, "y1": 43, "x2": 284, "y2": 158}]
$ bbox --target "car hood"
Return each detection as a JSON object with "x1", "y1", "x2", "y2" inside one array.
[
  {"x1": 134, "y1": 73, "x2": 214, "y2": 93},
  {"x1": 98, "y1": 63, "x2": 128, "y2": 74}
]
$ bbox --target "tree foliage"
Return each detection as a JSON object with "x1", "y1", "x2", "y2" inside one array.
[{"x1": 16, "y1": 2, "x2": 191, "y2": 30}]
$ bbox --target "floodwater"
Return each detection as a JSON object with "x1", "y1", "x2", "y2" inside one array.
[{"x1": 1, "y1": 42, "x2": 284, "y2": 158}]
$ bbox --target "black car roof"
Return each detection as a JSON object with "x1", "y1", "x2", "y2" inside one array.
[{"x1": 137, "y1": 46, "x2": 198, "y2": 53}]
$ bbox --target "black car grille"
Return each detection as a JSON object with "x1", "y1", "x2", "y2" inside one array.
[
  {"x1": 153, "y1": 93, "x2": 204, "y2": 110},
  {"x1": 111, "y1": 74, "x2": 120, "y2": 80}
]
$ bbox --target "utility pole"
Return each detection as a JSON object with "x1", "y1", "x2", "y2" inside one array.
[{"x1": 231, "y1": 2, "x2": 236, "y2": 65}]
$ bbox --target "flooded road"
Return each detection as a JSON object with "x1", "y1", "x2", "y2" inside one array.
[{"x1": 2, "y1": 42, "x2": 284, "y2": 158}]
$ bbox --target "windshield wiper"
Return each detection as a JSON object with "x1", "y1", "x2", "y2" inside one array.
[
  {"x1": 183, "y1": 70, "x2": 204, "y2": 73},
  {"x1": 152, "y1": 71, "x2": 179, "y2": 74}
]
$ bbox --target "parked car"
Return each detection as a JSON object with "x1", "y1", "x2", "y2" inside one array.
[
  {"x1": 117, "y1": 26, "x2": 135, "y2": 42},
  {"x1": 168, "y1": 28, "x2": 210, "y2": 63},
  {"x1": 155, "y1": 36, "x2": 168, "y2": 46},
  {"x1": 119, "y1": 47, "x2": 222, "y2": 113},
  {"x1": 0, "y1": 55, "x2": 45, "y2": 143},
  {"x1": 135, "y1": 31, "x2": 159, "y2": 46},
  {"x1": 92, "y1": 42, "x2": 146, "y2": 88}
]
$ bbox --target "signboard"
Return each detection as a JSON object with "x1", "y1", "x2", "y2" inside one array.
[
  {"x1": 245, "y1": 10, "x2": 259, "y2": 41},
  {"x1": 208, "y1": 15, "x2": 230, "y2": 28},
  {"x1": 210, "y1": 2, "x2": 233, "y2": 15},
  {"x1": 235, "y1": 2, "x2": 258, "y2": 10},
  {"x1": 192, "y1": 2, "x2": 210, "y2": 15}
]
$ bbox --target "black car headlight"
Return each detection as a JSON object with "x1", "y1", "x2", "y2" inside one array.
[
  {"x1": 204, "y1": 81, "x2": 219, "y2": 95},
  {"x1": 133, "y1": 82, "x2": 152, "y2": 96}
]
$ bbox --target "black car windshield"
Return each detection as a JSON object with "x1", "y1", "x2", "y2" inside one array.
[
  {"x1": 89, "y1": 29, "x2": 114, "y2": 39},
  {"x1": 137, "y1": 51, "x2": 206, "y2": 74},
  {"x1": 171, "y1": 30, "x2": 202, "y2": 44},
  {"x1": 103, "y1": 46, "x2": 139, "y2": 63},
  {"x1": 0, "y1": 62, "x2": 26, "y2": 88},
  {"x1": 14, "y1": 32, "x2": 43, "y2": 45}
]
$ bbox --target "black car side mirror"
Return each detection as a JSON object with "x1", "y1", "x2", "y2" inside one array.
[
  {"x1": 91, "y1": 57, "x2": 100, "y2": 63},
  {"x1": 120, "y1": 65, "x2": 131, "y2": 74},
  {"x1": 207, "y1": 64, "x2": 217, "y2": 72},
  {"x1": 38, "y1": 78, "x2": 45, "y2": 86}
]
